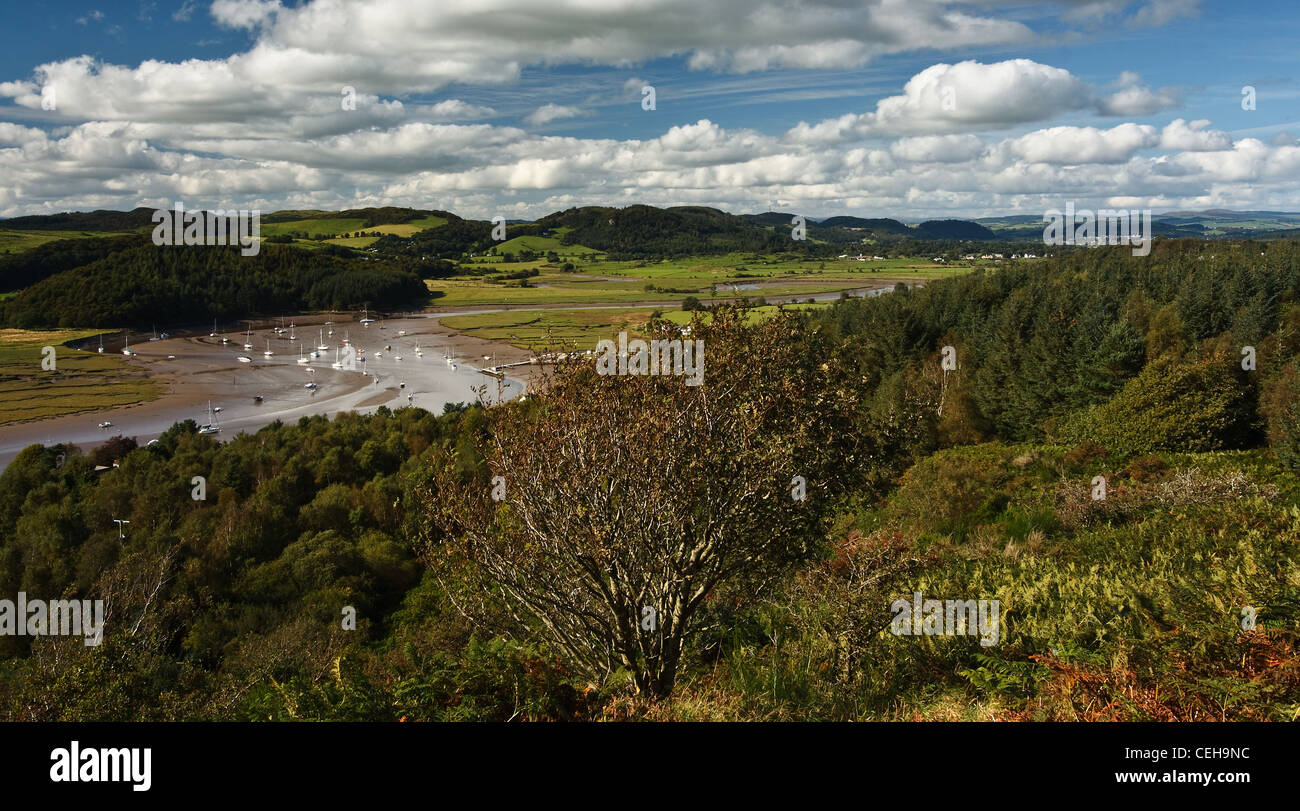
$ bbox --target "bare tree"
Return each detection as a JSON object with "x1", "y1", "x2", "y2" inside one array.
[{"x1": 418, "y1": 307, "x2": 875, "y2": 698}]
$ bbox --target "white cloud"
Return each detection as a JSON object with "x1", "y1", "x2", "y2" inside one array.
[
  {"x1": 1003, "y1": 123, "x2": 1159, "y2": 164},
  {"x1": 1158, "y1": 118, "x2": 1232, "y2": 151},
  {"x1": 173, "y1": 0, "x2": 199, "y2": 22},
  {"x1": 0, "y1": 2, "x2": 1294, "y2": 219},
  {"x1": 890, "y1": 134, "x2": 986, "y2": 163},
  {"x1": 425, "y1": 99, "x2": 496, "y2": 120},
  {"x1": 210, "y1": 0, "x2": 280, "y2": 30},
  {"x1": 524, "y1": 104, "x2": 584, "y2": 126},
  {"x1": 1099, "y1": 71, "x2": 1182, "y2": 115}
]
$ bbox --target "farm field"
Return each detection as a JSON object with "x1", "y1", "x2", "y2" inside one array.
[
  {"x1": 0, "y1": 229, "x2": 129, "y2": 254},
  {"x1": 429, "y1": 253, "x2": 971, "y2": 307},
  {"x1": 441, "y1": 302, "x2": 828, "y2": 351},
  {"x1": 0, "y1": 329, "x2": 161, "y2": 424},
  {"x1": 263, "y1": 214, "x2": 449, "y2": 248}
]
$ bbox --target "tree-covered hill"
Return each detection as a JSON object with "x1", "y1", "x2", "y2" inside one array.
[{"x1": 0, "y1": 242, "x2": 430, "y2": 328}]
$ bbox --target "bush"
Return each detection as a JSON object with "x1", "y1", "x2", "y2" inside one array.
[
  {"x1": 1059, "y1": 353, "x2": 1255, "y2": 455},
  {"x1": 1260, "y1": 360, "x2": 1300, "y2": 468}
]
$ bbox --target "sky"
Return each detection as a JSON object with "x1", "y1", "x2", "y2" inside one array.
[{"x1": 0, "y1": 0, "x2": 1298, "y2": 221}]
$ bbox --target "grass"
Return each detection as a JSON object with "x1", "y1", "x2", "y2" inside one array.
[
  {"x1": 441, "y1": 302, "x2": 828, "y2": 351},
  {"x1": 259, "y1": 218, "x2": 369, "y2": 238},
  {"x1": 427, "y1": 253, "x2": 967, "y2": 307},
  {"x1": 0, "y1": 329, "x2": 161, "y2": 424},
  {"x1": 491, "y1": 234, "x2": 601, "y2": 256},
  {"x1": 264, "y1": 214, "x2": 448, "y2": 248},
  {"x1": 0, "y1": 229, "x2": 128, "y2": 255}
]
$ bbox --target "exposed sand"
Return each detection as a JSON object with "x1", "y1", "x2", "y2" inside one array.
[
  {"x1": 0, "y1": 312, "x2": 535, "y2": 468},
  {"x1": 0, "y1": 284, "x2": 910, "y2": 468}
]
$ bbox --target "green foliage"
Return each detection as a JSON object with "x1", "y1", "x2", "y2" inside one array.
[
  {"x1": 1059, "y1": 353, "x2": 1256, "y2": 454},
  {"x1": 1, "y1": 242, "x2": 428, "y2": 328}
]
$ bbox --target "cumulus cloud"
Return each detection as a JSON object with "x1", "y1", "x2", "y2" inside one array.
[
  {"x1": 0, "y1": 1, "x2": 1295, "y2": 219},
  {"x1": 210, "y1": 0, "x2": 281, "y2": 30},
  {"x1": 890, "y1": 134, "x2": 986, "y2": 163},
  {"x1": 785, "y1": 60, "x2": 1187, "y2": 145},
  {"x1": 1003, "y1": 123, "x2": 1159, "y2": 164},
  {"x1": 786, "y1": 60, "x2": 1092, "y2": 142},
  {"x1": 1158, "y1": 118, "x2": 1232, "y2": 151},
  {"x1": 1099, "y1": 71, "x2": 1182, "y2": 115}
]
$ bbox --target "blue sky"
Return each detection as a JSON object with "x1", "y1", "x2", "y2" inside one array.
[{"x1": 1, "y1": 0, "x2": 1298, "y2": 219}]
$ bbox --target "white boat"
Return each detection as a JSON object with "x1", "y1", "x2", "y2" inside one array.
[
  {"x1": 331, "y1": 346, "x2": 342, "y2": 369},
  {"x1": 342, "y1": 330, "x2": 349, "y2": 345},
  {"x1": 210, "y1": 318, "x2": 218, "y2": 338},
  {"x1": 243, "y1": 323, "x2": 253, "y2": 351},
  {"x1": 237, "y1": 356, "x2": 252, "y2": 363},
  {"x1": 317, "y1": 329, "x2": 328, "y2": 351},
  {"x1": 305, "y1": 382, "x2": 317, "y2": 390},
  {"x1": 98, "y1": 335, "x2": 104, "y2": 353},
  {"x1": 263, "y1": 339, "x2": 274, "y2": 357},
  {"x1": 121, "y1": 333, "x2": 133, "y2": 356},
  {"x1": 198, "y1": 401, "x2": 221, "y2": 435},
  {"x1": 360, "y1": 306, "x2": 375, "y2": 325},
  {"x1": 296, "y1": 346, "x2": 308, "y2": 364},
  {"x1": 98, "y1": 421, "x2": 113, "y2": 429}
]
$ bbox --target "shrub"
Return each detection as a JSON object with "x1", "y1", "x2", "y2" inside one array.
[{"x1": 1060, "y1": 353, "x2": 1254, "y2": 455}]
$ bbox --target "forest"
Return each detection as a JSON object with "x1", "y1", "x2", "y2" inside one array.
[
  {"x1": 0, "y1": 241, "x2": 430, "y2": 329},
  {"x1": 1, "y1": 238, "x2": 1297, "y2": 720}
]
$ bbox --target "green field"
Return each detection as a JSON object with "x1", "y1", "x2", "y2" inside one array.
[
  {"x1": 263, "y1": 214, "x2": 449, "y2": 248},
  {"x1": 491, "y1": 233, "x2": 601, "y2": 256},
  {"x1": 0, "y1": 229, "x2": 128, "y2": 255},
  {"x1": 0, "y1": 329, "x2": 161, "y2": 424},
  {"x1": 440, "y1": 302, "x2": 828, "y2": 351},
  {"x1": 259, "y1": 218, "x2": 369, "y2": 238},
  {"x1": 429, "y1": 253, "x2": 967, "y2": 307}
]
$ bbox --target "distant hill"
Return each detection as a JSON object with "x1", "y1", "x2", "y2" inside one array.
[
  {"x1": 915, "y1": 219, "x2": 997, "y2": 240},
  {"x1": 7, "y1": 205, "x2": 1300, "y2": 258},
  {"x1": 975, "y1": 209, "x2": 1300, "y2": 240},
  {"x1": 817, "y1": 216, "x2": 911, "y2": 235},
  {"x1": 0, "y1": 208, "x2": 156, "y2": 232},
  {"x1": 742, "y1": 211, "x2": 800, "y2": 227},
  {"x1": 533, "y1": 205, "x2": 791, "y2": 257}
]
